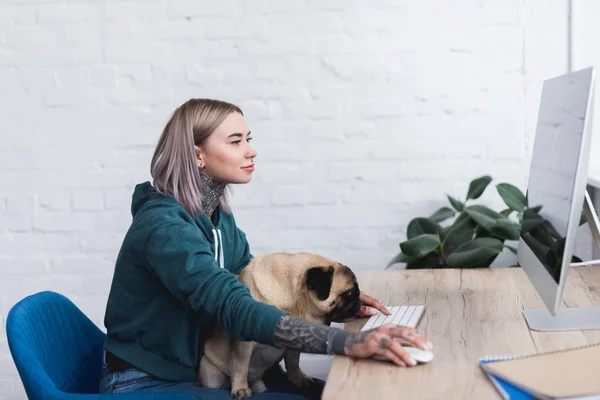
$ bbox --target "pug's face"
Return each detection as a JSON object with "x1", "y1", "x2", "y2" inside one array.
[{"x1": 305, "y1": 264, "x2": 361, "y2": 323}]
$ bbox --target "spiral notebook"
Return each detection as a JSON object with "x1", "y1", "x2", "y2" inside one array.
[
  {"x1": 480, "y1": 357, "x2": 536, "y2": 400},
  {"x1": 479, "y1": 356, "x2": 535, "y2": 400},
  {"x1": 479, "y1": 343, "x2": 600, "y2": 400}
]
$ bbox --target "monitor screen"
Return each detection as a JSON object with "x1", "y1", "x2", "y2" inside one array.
[{"x1": 520, "y1": 69, "x2": 592, "y2": 283}]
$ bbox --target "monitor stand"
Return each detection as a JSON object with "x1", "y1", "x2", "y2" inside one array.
[{"x1": 523, "y1": 190, "x2": 600, "y2": 331}]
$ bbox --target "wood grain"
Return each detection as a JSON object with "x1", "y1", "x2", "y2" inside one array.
[{"x1": 322, "y1": 267, "x2": 600, "y2": 400}]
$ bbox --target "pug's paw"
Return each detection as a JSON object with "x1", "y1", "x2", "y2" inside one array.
[
  {"x1": 231, "y1": 387, "x2": 253, "y2": 400},
  {"x1": 288, "y1": 370, "x2": 315, "y2": 388},
  {"x1": 250, "y1": 379, "x2": 267, "y2": 393}
]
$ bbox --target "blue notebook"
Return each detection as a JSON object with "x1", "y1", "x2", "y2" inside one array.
[
  {"x1": 479, "y1": 357, "x2": 534, "y2": 400},
  {"x1": 480, "y1": 344, "x2": 600, "y2": 400}
]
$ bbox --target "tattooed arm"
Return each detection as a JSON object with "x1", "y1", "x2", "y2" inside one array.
[
  {"x1": 273, "y1": 314, "x2": 350, "y2": 355},
  {"x1": 273, "y1": 315, "x2": 433, "y2": 367}
]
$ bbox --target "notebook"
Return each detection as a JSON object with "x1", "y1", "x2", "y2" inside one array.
[
  {"x1": 480, "y1": 357, "x2": 536, "y2": 400},
  {"x1": 480, "y1": 343, "x2": 600, "y2": 400}
]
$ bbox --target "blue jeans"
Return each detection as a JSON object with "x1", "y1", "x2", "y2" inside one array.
[{"x1": 99, "y1": 352, "x2": 325, "y2": 400}]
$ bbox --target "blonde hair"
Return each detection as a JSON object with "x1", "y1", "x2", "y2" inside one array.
[{"x1": 150, "y1": 98, "x2": 243, "y2": 217}]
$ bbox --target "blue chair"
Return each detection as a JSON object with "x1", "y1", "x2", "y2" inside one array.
[{"x1": 6, "y1": 291, "x2": 195, "y2": 400}]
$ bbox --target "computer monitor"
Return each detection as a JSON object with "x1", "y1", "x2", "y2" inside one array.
[{"x1": 518, "y1": 66, "x2": 600, "y2": 331}]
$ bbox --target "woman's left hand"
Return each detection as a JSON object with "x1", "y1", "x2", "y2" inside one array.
[{"x1": 356, "y1": 290, "x2": 391, "y2": 317}]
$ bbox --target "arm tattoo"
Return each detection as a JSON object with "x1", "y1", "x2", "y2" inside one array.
[
  {"x1": 274, "y1": 315, "x2": 349, "y2": 355},
  {"x1": 273, "y1": 315, "x2": 375, "y2": 356},
  {"x1": 342, "y1": 330, "x2": 370, "y2": 354}
]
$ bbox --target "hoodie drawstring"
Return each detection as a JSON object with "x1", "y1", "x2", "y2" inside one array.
[
  {"x1": 212, "y1": 228, "x2": 225, "y2": 269},
  {"x1": 217, "y1": 229, "x2": 224, "y2": 269}
]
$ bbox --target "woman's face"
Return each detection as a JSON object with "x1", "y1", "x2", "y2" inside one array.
[{"x1": 196, "y1": 112, "x2": 257, "y2": 184}]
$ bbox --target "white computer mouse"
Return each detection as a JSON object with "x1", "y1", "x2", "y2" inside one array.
[
  {"x1": 403, "y1": 346, "x2": 434, "y2": 363},
  {"x1": 372, "y1": 345, "x2": 434, "y2": 364}
]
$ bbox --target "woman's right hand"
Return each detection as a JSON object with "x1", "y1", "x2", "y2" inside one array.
[{"x1": 343, "y1": 325, "x2": 433, "y2": 367}]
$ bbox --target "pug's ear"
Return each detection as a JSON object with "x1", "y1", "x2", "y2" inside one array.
[{"x1": 306, "y1": 266, "x2": 334, "y2": 301}]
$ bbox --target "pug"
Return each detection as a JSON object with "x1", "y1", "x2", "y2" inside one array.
[{"x1": 198, "y1": 252, "x2": 361, "y2": 399}]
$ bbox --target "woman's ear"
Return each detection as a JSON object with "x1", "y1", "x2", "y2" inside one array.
[{"x1": 195, "y1": 145, "x2": 204, "y2": 169}]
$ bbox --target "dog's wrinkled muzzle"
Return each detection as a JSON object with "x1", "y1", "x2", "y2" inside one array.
[{"x1": 328, "y1": 299, "x2": 362, "y2": 323}]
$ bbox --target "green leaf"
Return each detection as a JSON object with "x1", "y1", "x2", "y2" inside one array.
[
  {"x1": 466, "y1": 175, "x2": 492, "y2": 200},
  {"x1": 475, "y1": 228, "x2": 494, "y2": 239},
  {"x1": 488, "y1": 219, "x2": 520, "y2": 240},
  {"x1": 400, "y1": 234, "x2": 441, "y2": 257},
  {"x1": 429, "y1": 207, "x2": 455, "y2": 223},
  {"x1": 500, "y1": 209, "x2": 513, "y2": 217},
  {"x1": 406, "y1": 218, "x2": 443, "y2": 240},
  {"x1": 443, "y1": 213, "x2": 476, "y2": 254},
  {"x1": 447, "y1": 194, "x2": 464, "y2": 212},
  {"x1": 446, "y1": 238, "x2": 503, "y2": 268},
  {"x1": 469, "y1": 237, "x2": 504, "y2": 251},
  {"x1": 386, "y1": 251, "x2": 419, "y2": 269},
  {"x1": 475, "y1": 229, "x2": 508, "y2": 246},
  {"x1": 521, "y1": 209, "x2": 545, "y2": 233},
  {"x1": 463, "y1": 205, "x2": 520, "y2": 240},
  {"x1": 496, "y1": 183, "x2": 526, "y2": 212},
  {"x1": 464, "y1": 205, "x2": 504, "y2": 229},
  {"x1": 526, "y1": 223, "x2": 555, "y2": 248},
  {"x1": 480, "y1": 254, "x2": 501, "y2": 268},
  {"x1": 406, "y1": 254, "x2": 443, "y2": 269}
]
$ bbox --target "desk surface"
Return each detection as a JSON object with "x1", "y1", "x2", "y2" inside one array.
[{"x1": 322, "y1": 267, "x2": 600, "y2": 400}]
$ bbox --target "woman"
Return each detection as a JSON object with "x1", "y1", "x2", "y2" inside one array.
[{"x1": 99, "y1": 99, "x2": 433, "y2": 399}]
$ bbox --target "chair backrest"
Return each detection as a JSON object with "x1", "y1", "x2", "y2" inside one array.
[{"x1": 6, "y1": 291, "x2": 106, "y2": 399}]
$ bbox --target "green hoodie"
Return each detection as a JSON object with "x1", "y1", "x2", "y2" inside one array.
[{"x1": 103, "y1": 181, "x2": 287, "y2": 382}]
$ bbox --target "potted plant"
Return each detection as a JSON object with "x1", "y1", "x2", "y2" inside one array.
[{"x1": 386, "y1": 175, "x2": 585, "y2": 270}]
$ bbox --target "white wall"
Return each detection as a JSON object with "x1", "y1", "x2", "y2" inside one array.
[
  {"x1": 0, "y1": 0, "x2": 574, "y2": 398},
  {"x1": 572, "y1": 0, "x2": 600, "y2": 260},
  {"x1": 573, "y1": 0, "x2": 600, "y2": 173}
]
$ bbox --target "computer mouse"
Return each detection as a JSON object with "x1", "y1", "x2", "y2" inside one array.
[
  {"x1": 372, "y1": 345, "x2": 434, "y2": 364},
  {"x1": 403, "y1": 346, "x2": 434, "y2": 363}
]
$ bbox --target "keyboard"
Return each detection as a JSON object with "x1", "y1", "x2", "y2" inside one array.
[{"x1": 360, "y1": 305, "x2": 426, "y2": 331}]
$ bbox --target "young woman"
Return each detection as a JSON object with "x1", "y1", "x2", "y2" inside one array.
[{"x1": 99, "y1": 99, "x2": 433, "y2": 399}]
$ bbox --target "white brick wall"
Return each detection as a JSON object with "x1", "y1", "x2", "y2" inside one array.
[
  {"x1": 0, "y1": 0, "x2": 576, "y2": 397},
  {"x1": 572, "y1": 0, "x2": 600, "y2": 171}
]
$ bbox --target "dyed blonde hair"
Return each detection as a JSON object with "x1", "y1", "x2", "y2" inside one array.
[{"x1": 150, "y1": 98, "x2": 243, "y2": 217}]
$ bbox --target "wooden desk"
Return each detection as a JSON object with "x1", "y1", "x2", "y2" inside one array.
[{"x1": 322, "y1": 267, "x2": 600, "y2": 400}]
